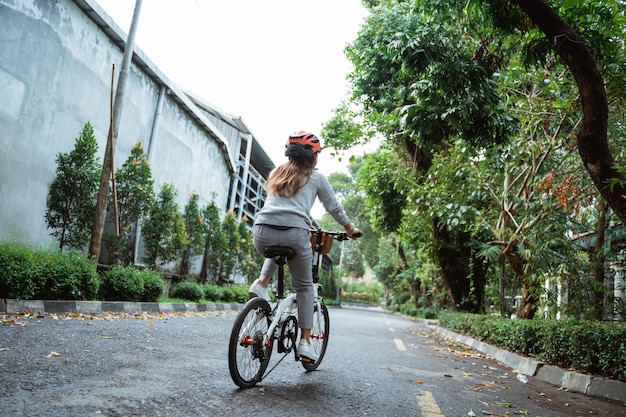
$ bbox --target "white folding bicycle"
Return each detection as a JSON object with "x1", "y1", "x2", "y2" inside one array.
[{"x1": 228, "y1": 228, "x2": 359, "y2": 388}]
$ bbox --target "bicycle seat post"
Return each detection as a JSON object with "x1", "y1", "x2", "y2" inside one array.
[
  {"x1": 275, "y1": 255, "x2": 287, "y2": 299},
  {"x1": 263, "y1": 245, "x2": 296, "y2": 300}
]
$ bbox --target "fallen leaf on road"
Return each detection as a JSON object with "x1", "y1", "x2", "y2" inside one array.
[
  {"x1": 0, "y1": 347, "x2": 9, "y2": 352},
  {"x1": 47, "y1": 351, "x2": 61, "y2": 357},
  {"x1": 444, "y1": 374, "x2": 453, "y2": 378},
  {"x1": 415, "y1": 380, "x2": 423, "y2": 384}
]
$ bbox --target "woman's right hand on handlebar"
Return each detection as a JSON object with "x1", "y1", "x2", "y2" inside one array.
[{"x1": 347, "y1": 228, "x2": 362, "y2": 240}]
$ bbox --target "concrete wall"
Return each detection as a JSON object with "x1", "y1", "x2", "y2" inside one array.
[{"x1": 0, "y1": 0, "x2": 239, "y2": 251}]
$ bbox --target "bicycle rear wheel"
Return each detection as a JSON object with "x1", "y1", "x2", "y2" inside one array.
[
  {"x1": 228, "y1": 297, "x2": 273, "y2": 388},
  {"x1": 302, "y1": 301, "x2": 329, "y2": 371}
]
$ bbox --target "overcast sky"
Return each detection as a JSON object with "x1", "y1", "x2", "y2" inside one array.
[{"x1": 96, "y1": 0, "x2": 370, "y2": 175}]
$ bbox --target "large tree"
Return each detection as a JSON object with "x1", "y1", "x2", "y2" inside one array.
[
  {"x1": 512, "y1": 0, "x2": 626, "y2": 225},
  {"x1": 333, "y1": 2, "x2": 514, "y2": 312}
]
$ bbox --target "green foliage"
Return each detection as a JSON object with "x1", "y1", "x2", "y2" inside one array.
[
  {"x1": 220, "y1": 212, "x2": 239, "y2": 282},
  {"x1": 235, "y1": 219, "x2": 260, "y2": 282},
  {"x1": 340, "y1": 281, "x2": 384, "y2": 304},
  {"x1": 180, "y1": 193, "x2": 206, "y2": 277},
  {"x1": 201, "y1": 283, "x2": 222, "y2": 302},
  {"x1": 218, "y1": 285, "x2": 236, "y2": 302},
  {"x1": 139, "y1": 269, "x2": 166, "y2": 301},
  {"x1": 37, "y1": 249, "x2": 100, "y2": 300},
  {"x1": 45, "y1": 122, "x2": 101, "y2": 251},
  {"x1": 200, "y1": 283, "x2": 250, "y2": 304},
  {"x1": 104, "y1": 141, "x2": 154, "y2": 264},
  {"x1": 439, "y1": 312, "x2": 626, "y2": 382},
  {"x1": 329, "y1": 0, "x2": 626, "y2": 319},
  {"x1": 321, "y1": 102, "x2": 368, "y2": 154},
  {"x1": 171, "y1": 280, "x2": 203, "y2": 302},
  {"x1": 200, "y1": 200, "x2": 226, "y2": 282},
  {"x1": 142, "y1": 183, "x2": 187, "y2": 268},
  {"x1": 198, "y1": 201, "x2": 258, "y2": 284},
  {"x1": 0, "y1": 242, "x2": 39, "y2": 298},
  {"x1": 99, "y1": 265, "x2": 164, "y2": 302},
  {"x1": 358, "y1": 150, "x2": 408, "y2": 234},
  {"x1": 0, "y1": 242, "x2": 99, "y2": 300}
]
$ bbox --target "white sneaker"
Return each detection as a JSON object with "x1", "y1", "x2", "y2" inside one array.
[
  {"x1": 297, "y1": 341, "x2": 318, "y2": 362},
  {"x1": 248, "y1": 279, "x2": 270, "y2": 301}
]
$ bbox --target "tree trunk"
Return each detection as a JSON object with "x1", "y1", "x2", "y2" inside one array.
[
  {"x1": 593, "y1": 197, "x2": 609, "y2": 319},
  {"x1": 513, "y1": 0, "x2": 626, "y2": 225},
  {"x1": 433, "y1": 221, "x2": 486, "y2": 312},
  {"x1": 503, "y1": 248, "x2": 537, "y2": 319},
  {"x1": 401, "y1": 135, "x2": 486, "y2": 313}
]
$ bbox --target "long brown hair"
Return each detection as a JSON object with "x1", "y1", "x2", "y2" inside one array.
[{"x1": 265, "y1": 155, "x2": 317, "y2": 197}]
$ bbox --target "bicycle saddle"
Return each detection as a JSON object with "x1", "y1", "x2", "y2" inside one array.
[{"x1": 263, "y1": 246, "x2": 296, "y2": 260}]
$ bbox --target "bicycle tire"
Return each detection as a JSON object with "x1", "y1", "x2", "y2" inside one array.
[
  {"x1": 228, "y1": 297, "x2": 273, "y2": 388},
  {"x1": 302, "y1": 301, "x2": 329, "y2": 371}
]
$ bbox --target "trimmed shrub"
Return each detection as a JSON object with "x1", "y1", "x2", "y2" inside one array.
[
  {"x1": 99, "y1": 266, "x2": 163, "y2": 302},
  {"x1": 171, "y1": 280, "x2": 203, "y2": 302},
  {"x1": 100, "y1": 266, "x2": 144, "y2": 301},
  {"x1": 0, "y1": 243, "x2": 99, "y2": 300},
  {"x1": 219, "y1": 285, "x2": 236, "y2": 302},
  {"x1": 400, "y1": 302, "x2": 418, "y2": 317},
  {"x1": 138, "y1": 269, "x2": 165, "y2": 301},
  {"x1": 202, "y1": 283, "x2": 254, "y2": 303},
  {"x1": 39, "y1": 249, "x2": 99, "y2": 300},
  {"x1": 438, "y1": 312, "x2": 626, "y2": 382},
  {"x1": 202, "y1": 283, "x2": 221, "y2": 302},
  {"x1": 0, "y1": 243, "x2": 41, "y2": 299},
  {"x1": 232, "y1": 284, "x2": 250, "y2": 303}
]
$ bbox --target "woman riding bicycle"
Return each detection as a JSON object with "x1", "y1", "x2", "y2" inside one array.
[{"x1": 249, "y1": 131, "x2": 361, "y2": 362}]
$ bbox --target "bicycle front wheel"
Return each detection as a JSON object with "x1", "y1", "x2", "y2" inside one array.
[
  {"x1": 228, "y1": 297, "x2": 273, "y2": 388},
  {"x1": 302, "y1": 301, "x2": 329, "y2": 371}
]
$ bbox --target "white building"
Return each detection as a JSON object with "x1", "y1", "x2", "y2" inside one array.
[{"x1": 0, "y1": 0, "x2": 274, "y2": 264}]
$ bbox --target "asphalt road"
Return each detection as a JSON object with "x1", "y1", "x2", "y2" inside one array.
[{"x1": 1, "y1": 305, "x2": 624, "y2": 417}]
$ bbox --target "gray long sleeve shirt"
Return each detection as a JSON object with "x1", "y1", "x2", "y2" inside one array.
[{"x1": 254, "y1": 170, "x2": 350, "y2": 230}]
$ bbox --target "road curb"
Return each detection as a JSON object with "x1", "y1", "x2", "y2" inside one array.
[
  {"x1": 432, "y1": 324, "x2": 626, "y2": 404},
  {"x1": 0, "y1": 299, "x2": 242, "y2": 315}
]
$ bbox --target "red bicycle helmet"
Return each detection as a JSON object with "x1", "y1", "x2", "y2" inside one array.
[{"x1": 285, "y1": 131, "x2": 322, "y2": 158}]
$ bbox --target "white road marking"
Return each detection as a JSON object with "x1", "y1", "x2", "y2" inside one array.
[
  {"x1": 416, "y1": 391, "x2": 445, "y2": 416},
  {"x1": 393, "y1": 338, "x2": 406, "y2": 351}
]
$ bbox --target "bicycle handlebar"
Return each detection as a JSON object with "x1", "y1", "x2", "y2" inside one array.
[{"x1": 309, "y1": 229, "x2": 362, "y2": 241}]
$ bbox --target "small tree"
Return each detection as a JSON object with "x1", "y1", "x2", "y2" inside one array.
[
  {"x1": 199, "y1": 200, "x2": 226, "y2": 283},
  {"x1": 236, "y1": 218, "x2": 261, "y2": 283},
  {"x1": 45, "y1": 122, "x2": 101, "y2": 251},
  {"x1": 141, "y1": 183, "x2": 187, "y2": 268},
  {"x1": 180, "y1": 192, "x2": 206, "y2": 277},
  {"x1": 104, "y1": 141, "x2": 154, "y2": 265},
  {"x1": 219, "y1": 211, "x2": 240, "y2": 283}
]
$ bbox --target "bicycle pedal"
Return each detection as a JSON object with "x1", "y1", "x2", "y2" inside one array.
[{"x1": 298, "y1": 355, "x2": 315, "y2": 364}]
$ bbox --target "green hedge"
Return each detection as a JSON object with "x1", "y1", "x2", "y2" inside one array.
[
  {"x1": 99, "y1": 266, "x2": 164, "y2": 302},
  {"x1": 0, "y1": 242, "x2": 254, "y2": 305},
  {"x1": 171, "y1": 280, "x2": 203, "y2": 302},
  {"x1": 438, "y1": 311, "x2": 626, "y2": 382},
  {"x1": 0, "y1": 243, "x2": 99, "y2": 300},
  {"x1": 201, "y1": 283, "x2": 250, "y2": 304}
]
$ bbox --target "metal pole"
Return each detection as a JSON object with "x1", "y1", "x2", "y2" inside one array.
[
  {"x1": 335, "y1": 240, "x2": 345, "y2": 302},
  {"x1": 89, "y1": 0, "x2": 143, "y2": 263}
]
